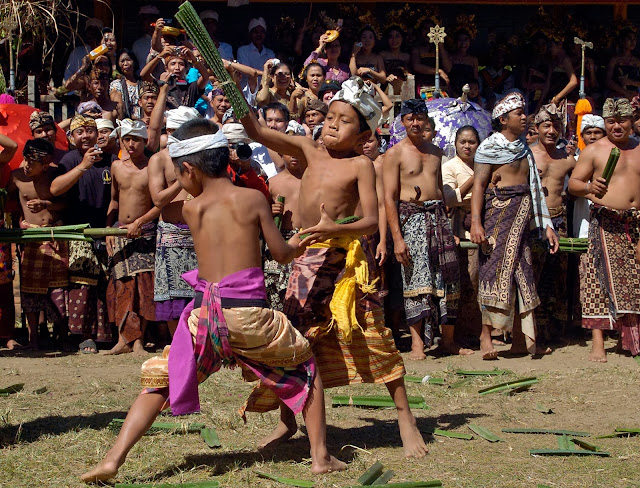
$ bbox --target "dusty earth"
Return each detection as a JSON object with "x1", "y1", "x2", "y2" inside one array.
[{"x1": 1, "y1": 334, "x2": 640, "y2": 488}]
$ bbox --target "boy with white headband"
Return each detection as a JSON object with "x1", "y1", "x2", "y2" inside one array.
[
  {"x1": 104, "y1": 119, "x2": 160, "y2": 356},
  {"x1": 241, "y1": 77, "x2": 428, "y2": 459},
  {"x1": 81, "y1": 119, "x2": 344, "y2": 484}
]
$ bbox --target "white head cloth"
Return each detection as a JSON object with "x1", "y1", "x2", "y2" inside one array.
[
  {"x1": 222, "y1": 123, "x2": 252, "y2": 143},
  {"x1": 248, "y1": 17, "x2": 267, "y2": 33},
  {"x1": 286, "y1": 120, "x2": 306, "y2": 136},
  {"x1": 492, "y1": 92, "x2": 525, "y2": 120},
  {"x1": 110, "y1": 118, "x2": 148, "y2": 140},
  {"x1": 167, "y1": 132, "x2": 228, "y2": 158},
  {"x1": 165, "y1": 106, "x2": 201, "y2": 130},
  {"x1": 580, "y1": 114, "x2": 605, "y2": 134},
  {"x1": 330, "y1": 76, "x2": 382, "y2": 132},
  {"x1": 200, "y1": 10, "x2": 219, "y2": 22},
  {"x1": 96, "y1": 118, "x2": 115, "y2": 131}
]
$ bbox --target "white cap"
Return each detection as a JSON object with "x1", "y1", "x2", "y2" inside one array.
[
  {"x1": 139, "y1": 5, "x2": 160, "y2": 15},
  {"x1": 96, "y1": 118, "x2": 115, "y2": 131},
  {"x1": 199, "y1": 10, "x2": 219, "y2": 22},
  {"x1": 165, "y1": 106, "x2": 200, "y2": 130},
  {"x1": 248, "y1": 17, "x2": 267, "y2": 33},
  {"x1": 222, "y1": 123, "x2": 252, "y2": 144}
]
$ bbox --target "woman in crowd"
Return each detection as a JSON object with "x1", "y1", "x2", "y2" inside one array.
[
  {"x1": 303, "y1": 32, "x2": 350, "y2": 83},
  {"x1": 256, "y1": 60, "x2": 295, "y2": 107},
  {"x1": 289, "y1": 62, "x2": 326, "y2": 121},
  {"x1": 448, "y1": 29, "x2": 478, "y2": 98},
  {"x1": 606, "y1": 28, "x2": 640, "y2": 99},
  {"x1": 110, "y1": 49, "x2": 143, "y2": 119},
  {"x1": 380, "y1": 25, "x2": 411, "y2": 94},
  {"x1": 411, "y1": 19, "x2": 450, "y2": 98},
  {"x1": 350, "y1": 26, "x2": 387, "y2": 85}
]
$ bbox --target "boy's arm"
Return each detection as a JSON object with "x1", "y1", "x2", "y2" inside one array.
[
  {"x1": 300, "y1": 157, "x2": 378, "y2": 245},
  {"x1": 147, "y1": 81, "x2": 169, "y2": 152},
  {"x1": 568, "y1": 145, "x2": 607, "y2": 199},
  {"x1": 382, "y1": 147, "x2": 408, "y2": 266},
  {"x1": 469, "y1": 163, "x2": 491, "y2": 244},
  {"x1": 120, "y1": 205, "x2": 161, "y2": 238},
  {"x1": 105, "y1": 163, "x2": 120, "y2": 255},
  {"x1": 257, "y1": 192, "x2": 301, "y2": 263},
  {"x1": 241, "y1": 109, "x2": 312, "y2": 161},
  {"x1": 373, "y1": 156, "x2": 387, "y2": 265},
  {"x1": 0, "y1": 134, "x2": 18, "y2": 166},
  {"x1": 148, "y1": 153, "x2": 181, "y2": 208}
]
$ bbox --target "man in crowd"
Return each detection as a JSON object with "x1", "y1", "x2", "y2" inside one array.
[
  {"x1": 199, "y1": 10, "x2": 233, "y2": 61},
  {"x1": 569, "y1": 98, "x2": 640, "y2": 362},
  {"x1": 132, "y1": 5, "x2": 161, "y2": 70},
  {"x1": 238, "y1": 18, "x2": 275, "y2": 88},
  {"x1": 29, "y1": 111, "x2": 66, "y2": 164},
  {"x1": 64, "y1": 17, "x2": 104, "y2": 82},
  {"x1": 470, "y1": 92, "x2": 558, "y2": 359}
]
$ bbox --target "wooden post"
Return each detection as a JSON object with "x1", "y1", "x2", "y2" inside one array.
[
  {"x1": 613, "y1": 4, "x2": 627, "y2": 21},
  {"x1": 27, "y1": 75, "x2": 37, "y2": 107}
]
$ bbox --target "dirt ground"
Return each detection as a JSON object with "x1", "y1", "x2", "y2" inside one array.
[{"x1": 1, "y1": 335, "x2": 640, "y2": 488}]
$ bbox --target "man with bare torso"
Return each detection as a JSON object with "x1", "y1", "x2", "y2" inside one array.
[
  {"x1": 242, "y1": 77, "x2": 428, "y2": 459},
  {"x1": 529, "y1": 104, "x2": 576, "y2": 345},
  {"x1": 568, "y1": 98, "x2": 640, "y2": 362},
  {"x1": 105, "y1": 120, "x2": 160, "y2": 355},
  {"x1": 470, "y1": 92, "x2": 558, "y2": 360},
  {"x1": 8, "y1": 139, "x2": 69, "y2": 350},
  {"x1": 384, "y1": 100, "x2": 466, "y2": 359}
]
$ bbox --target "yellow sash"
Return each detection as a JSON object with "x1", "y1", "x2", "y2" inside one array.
[{"x1": 309, "y1": 236, "x2": 379, "y2": 343}]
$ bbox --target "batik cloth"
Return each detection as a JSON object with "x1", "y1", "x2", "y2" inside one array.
[
  {"x1": 533, "y1": 204, "x2": 569, "y2": 343},
  {"x1": 478, "y1": 185, "x2": 540, "y2": 352},
  {"x1": 67, "y1": 240, "x2": 111, "y2": 342},
  {"x1": 19, "y1": 221, "x2": 69, "y2": 294},
  {"x1": 580, "y1": 205, "x2": 640, "y2": 356},
  {"x1": 21, "y1": 288, "x2": 67, "y2": 321},
  {"x1": 0, "y1": 242, "x2": 12, "y2": 286},
  {"x1": 162, "y1": 267, "x2": 315, "y2": 418},
  {"x1": 107, "y1": 222, "x2": 157, "y2": 343},
  {"x1": 154, "y1": 221, "x2": 197, "y2": 321},
  {"x1": 284, "y1": 238, "x2": 405, "y2": 390},
  {"x1": 397, "y1": 200, "x2": 460, "y2": 346},
  {"x1": 263, "y1": 229, "x2": 297, "y2": 312}
]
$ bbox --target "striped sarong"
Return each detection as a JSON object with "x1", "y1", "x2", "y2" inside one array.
[{"x1": 19, "y1": 220, "x2": 69, "y2": 294}]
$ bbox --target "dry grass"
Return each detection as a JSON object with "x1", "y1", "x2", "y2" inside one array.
[{"x1": 1, "y1": 339, "x2": 640, "y2": 487}]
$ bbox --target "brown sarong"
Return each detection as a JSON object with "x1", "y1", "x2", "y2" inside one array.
[
  {"x1": 284, "y1": 243, "x2": 405, "y2": 389},
  {"x1": 580, "y1": 205, "x2": 640, "y2": 355},
  {"x1": 478, "y1": 185, "x2": 539, "y2": 352},
  {"x1": 19, "y1": 221, "x2": 69, "y2": 294}
]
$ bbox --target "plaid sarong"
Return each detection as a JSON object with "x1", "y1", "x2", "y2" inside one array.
[
  {"x1": 110, "y1": 222, "x2": 157, "y2": 281},
  {"x1": 19, "y1": 221, "x2": 69, "y2": 294},
  {"x1": 581, "y1": 205, "x2": 640, "y2": 355}
]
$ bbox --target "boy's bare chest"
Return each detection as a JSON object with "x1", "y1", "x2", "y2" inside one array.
[{"x1": 118, "y1": 165, "x2": 148, "y2": 190}]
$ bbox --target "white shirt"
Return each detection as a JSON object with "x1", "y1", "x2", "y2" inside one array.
[
  {"x1": 64, "y1": 45, "x2": 90, "y2": 81},
  {"x1": 217, "y1": 42, "x2": 234, "y2": 62},
  {"x1": 132, "y1": 35, "x2": 152, "y2": 70},
  {"x1": 237, "y1": 42, "x2": 274, "y2": 88}
]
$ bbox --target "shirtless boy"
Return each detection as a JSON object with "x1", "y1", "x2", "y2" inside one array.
[
  {"x1": 242, "y1": 77, "x2": 428, "y2": 458},
  {"x1": 470, "y1": 92, "x2": 558, "y2": 359},
  {"x1": 568, "y1": 98, "x2": 640, "y2": 362},
  {"x1": 264, "y1": 152, "x2": 305, "y2": 310},
  {"x1": 105, "y1": 119, "x2": 160, "y2": 355},
  {"x1": 80, "y1": 119, "x2": 344, "y2": 484},
  {"x1": 529, "y1": 104, "x2": 576, "y2": 344},
  {"x1": 7, "y1": 139, "x2": 69, "y2": 349},
  {"x1": 384, "y1": 99, "x2": 466, "y2": 359}
]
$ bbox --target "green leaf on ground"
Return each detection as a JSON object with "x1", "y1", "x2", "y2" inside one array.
[
  {"x1": 535, "y1": 403, "x2": 553, "y2": 414},
  {"x1": 468, "y1": 424, "x2": 504, "y2": 442},
  {"x1": 114, "y1": 482, "x2": 219, "y2": 487},
  {"x1": 357, "y1": 461, "x2": 384, "y2": 485},
  {"x1": 502, "y1": 428, "x2": 591, "y2": 437},
  {"x1": 108, "y1": 419, "x2": 205, "y2": 434},
  {"x1": 529, "y1": 449, "x2": 610, "y2": 457},
  {"x1": 455, "y1": 369, "x2": 507, "y2": 376},
  {"x1": 478, "y1": 377, "x2": 538, "y2": 395},
  {"x1": 200, "y1": 428, "x2": 221, "y2": 448},
  {"x1": 570, "y1": 438, "x2": 602, "y2": 452},
  {"x1": 255, "y1": 471, "x2": 315, "y2": 487},
  {"x1": 0, "y1": 383, "x2": 24, "y2": 395},
  {"x1": 372, "y1": 470, "x2": 395, "y2": 485},
  {"x1": 332, "y1": 395, "x2": 429, "y2": 410}
]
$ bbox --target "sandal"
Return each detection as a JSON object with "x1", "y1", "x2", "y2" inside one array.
[{"x1": 79, "y1": 339, "x2": 98, "y2": 354}]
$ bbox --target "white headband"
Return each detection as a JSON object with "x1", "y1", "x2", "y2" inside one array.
[
  {"x1": 167, "y1": 132, "x2": 228, "y2": 158},
  {"x1": 580, "y1": 114, "x2": 605, "y2": 134},
  {"x1": 165, "y1": 106, "x2": 201, "y2": 130},
  {"x1": 330, "y1": 77, "x2": 382, "y2": 132},
  {"x1": 110, "y1": 118, "x2": 148, "y2": 140}
]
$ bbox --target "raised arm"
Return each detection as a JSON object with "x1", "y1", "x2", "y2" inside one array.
[
  {"x1": 241, "y1": 109, "x2": 311, "y2": 160},
  {"x1": 256, "y1": 59, "x2": 276, "y2": 107},
  {"x1": 0, "y1": 134, "x2": 18, "y2": 166},
  {"x1": 147, "y1": 80, "x2": 169, "y2": 152},
  {"x1": 469, "y1": 162, "x2": 492, "y2": 244},
  {"x1": 370, "y1": 82, "x2": 392, "y2": 120},
  {"x1": 552, "y1": 57, "x2": 578, "y2": 104},
  {"x1": 258, "y1": 191, "x2": 302, "y2": 263}
]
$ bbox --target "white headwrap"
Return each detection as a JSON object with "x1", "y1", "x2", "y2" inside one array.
[
  {"x1": 167, "y1": 132, "x2": 228, "y2": 158},
  {"x1": 222, "y1": 123, "x2": 251, "y2": 143},
  {"x1": 330, "y1": 77, "x2": 382, "y2": 132},
  {"x1": 96, "y1": 118, "x2": 115, "y2": 131},
  {"x1": 248, "y1": 17, "x2": 267, "y2": 32},
  {"x1": 110, "y1": 118, "x2": 148, "y2": 140},
  {"x1": 492, "y1": 92, "x2": 525, "y2": 120},
  {"x1": 165, "y1": 106, "x2": 201, "y2": 130},
  {"x1": 286, "y1": 120, "x2": 306, "y2": 136},
  {"x1": 580, "y1": 114, "x2": 605, "y2": 134}
]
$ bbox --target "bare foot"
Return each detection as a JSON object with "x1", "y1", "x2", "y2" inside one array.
[
  {"x1": 103, "y1": 342, "x2": 132, "y2": 355},
  {"x1": 409, "y1": 345, "x2": 426, "y2": 360},
  {"x1": 6, "y1": 339, "x2": 22, "y2": 350},
  {"x1": 534, "y1": 346, "x2": 552, "y2": 356},
  {"x1": 481, "y1": 349, "x2": 498, "y2": 360},
  {"x1": 132, "y1": 340, "x2": 147, "y2": 356},
  {"x1": 398, "y1": 414, "x2": 428, "y2": 458},
  {"x1": 491, "y1": 338, "x2": 506, "y2": 346},
  {"x1": 439, "y1": 342, "x2": 474, "y2": 356},
  {"x1": 258, "y1": 417, "x2": 298, "y2": 450},
  {"x1": 80, "y1": 459, "x2": 119, "y2": 484},
  {"x1": 311, "y1": 455, "x2": 347, "y2": 474},
  {"x1": 588, "y1": 350, "x2": 607, "y2": 363}
]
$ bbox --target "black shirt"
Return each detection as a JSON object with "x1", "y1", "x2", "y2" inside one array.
[
  {"x1": 57, "y1": 149, "x2": 115, "y2": 228},
  {"x1": 165, "y1": 81, "x2": 204, "y2": 110}
]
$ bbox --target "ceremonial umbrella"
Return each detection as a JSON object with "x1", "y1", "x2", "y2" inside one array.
[
  {"x1": 389, "y1": 95, "x2": 492, "y2": 158},
  {"x1": 0, "y1": 104, "x2": 68, "y2": 183}
]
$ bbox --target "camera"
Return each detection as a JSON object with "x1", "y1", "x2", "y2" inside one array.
[{"x1": 232, "y1": 143, "x2": 253, "y2": 160}]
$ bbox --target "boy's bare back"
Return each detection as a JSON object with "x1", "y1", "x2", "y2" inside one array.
[
  {"x1": 385, "y1": 137, "x2": 443, "y2": 202},
  {"x1": 112, "y1": 158, "x2": 153, "y2": 224}
]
